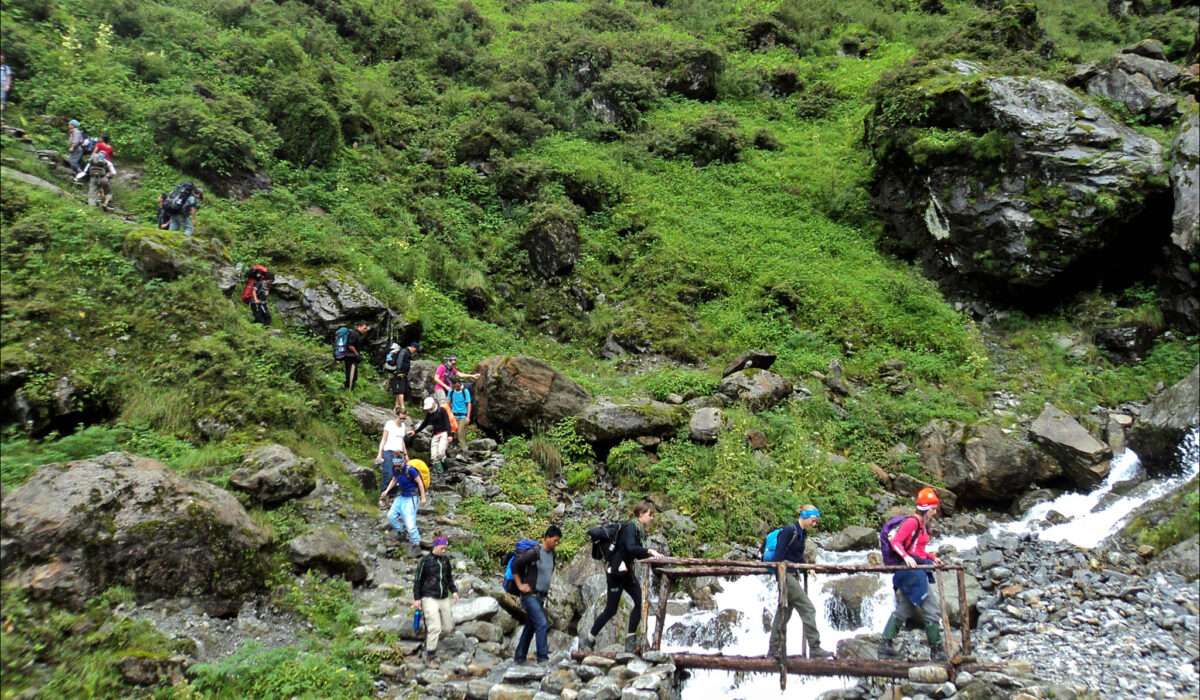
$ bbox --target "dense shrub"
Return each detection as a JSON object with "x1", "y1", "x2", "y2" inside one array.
[
  {"x1": 654, "y1": 110, "x2": 743, "y2": 166},
  {"x1": 267, "y1": 81, "x2": 344, "y2": 167}
]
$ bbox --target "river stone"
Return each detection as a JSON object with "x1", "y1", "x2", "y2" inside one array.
[
  {"x1": 1150, "y1": 535, "x2": 1199, "y2": 580},
  {"x1": 920, "y1": 419, "x2": 1060, "y2": 506},
  {"x1": 1029, "y1": 404, "x2": 1111, "y2": 488},
  {"x1": 664, "y1": 608, "x2": 742, "y2": 650},
  {"x1": 228, "y1": 444, "x2": 316, "y2": 506},
  {"x1": 576, "y1": 398, "x2": 687, "y2": 447},
  {"x1": 822, "y1": 575, "x2": 882, "y2": 630},
  {"x1": 489, "y1": 685, "x2": 537, "y2": 700},
  {"x1": 286, "y1": 527, "x2": 367, "y2": 583},
  {"x1": 473, "y1": 356, "x2": 590, "y2": 435},
  {"x1": 1128, "y1": 365, "x2": 1199, "y2": 475},
  {"x1": 717, "y1": 368, "x2": 792, "y2": 411},
  {"x1": 454, "y1": 596, "x2": 501, "y2": 624},
  {"x1": 688, "y1": 406, "x2": 724, "y2": 444},
  {"x1": 826, "y1": 526, "x2": 879, "y2": 552},
  {"x1": 0, "y1": 452, "x2": 270, "y2": 606}
]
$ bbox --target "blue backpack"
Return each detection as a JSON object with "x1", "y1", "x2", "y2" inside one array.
[
  {"x1": 761, "y1": 525, "x2": 791, "y2": 562},
  {"x1": 333, "y1": 327, "x2": 351, "y2": 360},
  {"x1": 502, "y1": 539, "x2": 540, "y2": 594}
]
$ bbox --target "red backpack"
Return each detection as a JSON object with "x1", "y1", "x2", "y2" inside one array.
[{"x1": 240, "y1": 265, "x2": 270, "y2": 302}]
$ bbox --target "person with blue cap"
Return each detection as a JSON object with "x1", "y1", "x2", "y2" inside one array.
[
  {"x1": 66, "y1": 119, "x2": 84, "y2": 173},
  {"x1": 767, "y1": 504, "x2": 833, "y2": 659}
]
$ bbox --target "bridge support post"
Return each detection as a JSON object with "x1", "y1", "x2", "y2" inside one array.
[
  {"x1": 653, "y1": 573, "x2": 672, "y2": 651},
  {"x1": 776, "y1": 562, "x2": 788, "y2": 690}
]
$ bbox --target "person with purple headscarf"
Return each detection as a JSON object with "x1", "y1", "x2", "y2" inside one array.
[{"x1": 412, "y1": 534, "x2": 459, "y2": 664}]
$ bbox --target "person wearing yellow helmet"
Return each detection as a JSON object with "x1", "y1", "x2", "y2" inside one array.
[{"x1": 878, "y1": 487, "x2": 946, "y2": 662}]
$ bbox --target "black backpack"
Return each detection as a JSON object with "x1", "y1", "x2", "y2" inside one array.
[
  {"x1": 80, "y1": 136, "x2": 97, "y2": 156},
  {"x1": 587, "y1": 522, "x2": 623, "y2": 561},
  {"x1": 163, "y1": 183, "x2": 194, "y2": 216}
]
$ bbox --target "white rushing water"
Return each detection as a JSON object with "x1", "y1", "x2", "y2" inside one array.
[{"x1": 655, "y1": 429, "x2": 1200, "y2": 699}]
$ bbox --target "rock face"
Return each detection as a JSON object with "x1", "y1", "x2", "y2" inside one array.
[
  {"x1": 919, "y1": 420, "x2": 1059, "y2": 505},
  {"x1": 717, "y1": 368, "x2": 792, "y2": 411},
  {"x1": 524, "y1": 211, "x2": 580, "y2": 278},
  {"x1": 351, "y1": 402, "x2": 395, "y2": 436},
  {"x1": 0, "y1": 452, "x2": 269, "y2": 605},
  {"x1": 228, "y1": 444, "x2": 316, "y2": 506},
  {"x1": 1029, "y1": 404, "x2": 1112, "y2": 488},
  {"x1": 575, "y1": 398, "x2": 686, "y2": 447},
  {"x1": 1164, "y1": 108, "x2": 1199, "y2": 330},
  {"x1": 688, "y1": 407, "x2": 724, "y2": 444},
  {"x1": 271, "y1": 269, "x2": 412, "y2": 355},
  {"x1": 286, "y1": 527, "x2": 367, "y2": 584},
  {"x1": 1071, "y1": 53, "x2": 1182, "y2": 125},
  {"x1": 869, "y1": 66, "x2": 1170, "y2": 305},
  {"x1": 1128, "y1": 365, "x2": 1200, "y2": 475},
  {"x1": 473, "y1": 356, "x2": 590, "y2": 435}
]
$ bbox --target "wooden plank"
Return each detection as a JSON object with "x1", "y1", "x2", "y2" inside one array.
[
  {"x1": 776, "y1": 562, "x2": 788, "y2": 691},
  {"x1": 957, "y1": 568, "x2": 972, "y2": 655},
  {"x1": 653, "y1": 574, "x2": 672, "y2": 651},
  {"x1": 935, "y1": 569, "x2": 958, "y2": 660},
  {"x1": 638, "y1": 562, "x2": 651, "y2": 655}
]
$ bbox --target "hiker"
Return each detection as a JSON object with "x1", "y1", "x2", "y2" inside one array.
[
  {"x1": 93, "y1": 133, "x2": 113, "y2": 160},
  {"x1": 376, "y1": 409, "x2": 410, "y2": 500},
  {"x1": 85, "y1": 151, "x2": 117, "y2": 209},
  {"x1": 0, "y1": 53, "x2": 12, "y2": 116},
  {"x1": 165, "y1": 182, "x2": 202, "y2": 235},
  {"x1": 334, "y1": 322, "x2": 369, "y2": 391},
  {"x1": 66, "y1": 119, "x2": 84, "y2": 173},
  {"x1": 878, "y1": 487, "x2": 946, "y2": 662},
  {"x1": 381, "y1": 445, "x2": 427, "y2": 557},
  {"x1": 411, "y1": 534, "x2": 459, "y2": 664},
  {"x1": 579, "y1": 500, "x2": 664, "y2": 653},
  {"x1": 447, "y1": 378, "x2": 472, "y2": 452},
  {"x1": 511, "y1": 525, "x2": 562, "y2": 665},
  {"x1": 412, "y1": 396, "x2": 452, "y2": 474},
  {"x1": 247, "y1": 266, "x2": 271, "y2": 325},
  {"x1": 765, "y1": 505, "x2": 834, "y2": 659},
  {"x1": 386, "y1": 340, "x2": 419, "y2": 413},
  {"x1": 433, "y1": 355, "x2": 478, "y2": 403}
]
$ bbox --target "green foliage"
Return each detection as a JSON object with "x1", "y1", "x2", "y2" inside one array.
[
  {"x1": 276, "y1": 571, "x2": 359, "y2": 638},
  {"x1": 528, "y1": 435, "x2": 564, "y2": 479},
  {"x1": 188, "y1": 642, "x2": 373, "y2": 700},
  {"x1": 637, "y1": 368, "x2": 719, "y2": 402},
  {"x1": 545, "y1": 417, "x2": 594, "y2": 465},
  {"x1": 1122, "y1": 478, "x2": 1200, "y2": 554}
]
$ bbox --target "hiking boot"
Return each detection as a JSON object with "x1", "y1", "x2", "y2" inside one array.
[
  {"x1": 877, "y1": 639, "x2": 897, "y2": 658},
  {"x1": 808, "y1": 647, "x2": 834, "y2": 660},
  {"x1": 929, "y1": 648, "x2": 947, "y2": 663},
  {"x1": 408, "y1": 543, "x2": 422, "y2": 558},
  {"x1": 423, "y1": 651, "x2": 438, "y2": 666}
]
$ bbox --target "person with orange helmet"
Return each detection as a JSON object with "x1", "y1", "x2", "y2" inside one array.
[{"x1": 878, "y1": 486, "x2": 946, "y2": 662}]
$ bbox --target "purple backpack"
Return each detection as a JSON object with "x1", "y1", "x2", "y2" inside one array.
[{"x1": 879, "y1": 515, "x2": 919, "y2": 565}]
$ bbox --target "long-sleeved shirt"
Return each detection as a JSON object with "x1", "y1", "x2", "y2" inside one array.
[
  {"x1": 413, "y1": 553, "x2": 457, "y2": 600},
  {"x1": 68, "y1": 127, "x2": 83, "y2": 150},
  {"x1": 889, "y1": 516, "x2": 931, "y2": 561},
  {"x1": 414, "y1": 406, "x2": 451, "y2": 435},
  {"x1": 512, "y1": 545, "x2": 555, "y2": 594},
  {"x1": 608, "y1": 520, "x2": 651, "y2": 574}
]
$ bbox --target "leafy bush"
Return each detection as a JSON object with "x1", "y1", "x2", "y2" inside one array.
[
  {"x1": 638, "y1": 368, "x2": 718, "y2": 402},
  {"x1": 654, "y1": 110, "x2": 743, "y2": 166},
  {"x1": 189, "y1": 643, "x2": 373, "y2": 700},
  {"x1": 267, "y1": 81, "x2": 344, "y2": 167}
]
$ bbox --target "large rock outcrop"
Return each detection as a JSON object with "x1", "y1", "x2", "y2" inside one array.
[
  {"x1": 869, "y1": 63, "x2": 1170, "y2": 306},
  {"x1": 0, "y1": 452, "x2": 270, "y2": 606},
  {"x1": 1029, "y1": 404, "x2": 1112, "y2": 488},
  {"x1": 919, "y1": 420, "x2": 1059, "y2": 505},
  {"x1": 1164, "y1": 107, "x2": 1199, "y2": 330},
  {"x1": 575, "y1": 398, "x2": 687, "y2": 448},
  {"x1": 473, "y1": 356, "x2": 590, "y2": 435},
  {"x1": 1128, "y1": 365, "x2": 1200, "y2": 475},
  {"x1": 270, "y1": 269, "x2": 415, "y2": 356}
]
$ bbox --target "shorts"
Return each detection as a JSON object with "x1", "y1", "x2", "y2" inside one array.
[{"x1": 389, "y1": 374, "x2": 409, "y2": 397}]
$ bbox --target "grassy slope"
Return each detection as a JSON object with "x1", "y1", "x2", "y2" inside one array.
[{"x1": 1, "y1": 0, "x2": 1198, "y2": 695}]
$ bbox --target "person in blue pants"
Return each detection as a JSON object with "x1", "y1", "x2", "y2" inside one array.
[
  {"x1": 510, "y1": 525, "x2": 562, "y2": 665},
  {"x1": 382, "y1": 450, "x2": 426, "y2": 558}
]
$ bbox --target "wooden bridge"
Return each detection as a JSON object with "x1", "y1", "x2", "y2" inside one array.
[{"x1": 572, "y1": 556, "x2": 977, "y2": 690}]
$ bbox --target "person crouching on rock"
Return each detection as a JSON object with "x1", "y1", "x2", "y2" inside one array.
[
  {"x1": 512, "y1": 525, "x2": 562, "y2": 666},
  {"x1": 412, "y1": 534, "x2": 459, "y2": 665},
  {"x1": 579, "y1": 500, "x2": 663, "y2": 653},
  {"x1": 381, "y1": 449, "x2": 426, "y2": 558},
  {"x1": 878, "y1": 487, "x2": 946, "y2": 662}
]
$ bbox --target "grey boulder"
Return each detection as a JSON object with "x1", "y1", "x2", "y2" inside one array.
[
  {"x1": 1128, "y1": 365, "x2": 1200, "y2": 475},
  {"x1": 1029, "y1": 404, "x2": 1112, "y2": 488},
  {"x1": 717, "y1": 368, "x2": 792, "y2": 411},
  {"x1": 228, "y1": 444, "x2": 316, "y2": 506},
  {"x1": 286, "y1": 527, "x2": 367, "y2": 584}
]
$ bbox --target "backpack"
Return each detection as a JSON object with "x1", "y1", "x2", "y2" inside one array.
[
  {"x1": 333, "y1": 326, "x2": 351, "y2": 360},
  {"x1": 408, "y1": 459, "x2": 431, "y2": 489},
  {"x1": 760, "y1": 525, "x2": 794, "y2": 562},
  {"x1": 384, "y1": 343, "x2": 402, "y2": 372},
  {"x1": 241, "y1": 264, "x2": 271, "y2": 303},
  {"x1": 501, "y1": 539, "x2": 540, "y2": 594},
  {"x1": 442, "y1": 403, "x2": 459, "y2": 433},
  {"x1": 80, "y1": 135, "x2": 96, "y2": 155},
  {"x1": 163, "y1": 183, "x2": 194, "y2": 216},
  {"x1": 879, "y1": 515, "x2": 920, "y2": 566},
  {"x1": 586, "y1": 522, "x2": 623, "y2": 561}
]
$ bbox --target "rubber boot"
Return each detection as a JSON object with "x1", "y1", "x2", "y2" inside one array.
[
  {"x1": 878, "y1": 615, "x2": 902, "y2": 658},
  {"x1": 925, "y1": 623, "x2": 945, "y2": 661}
]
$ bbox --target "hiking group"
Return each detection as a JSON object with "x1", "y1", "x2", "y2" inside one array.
[{"x1": 65, "y1": 119, "x2": 117, "y2": 209}]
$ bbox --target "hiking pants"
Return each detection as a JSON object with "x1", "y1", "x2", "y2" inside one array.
[
  {"x1": 768, "y1": 573, "x2": 822, "y2": 654},
  {"x1": 168, "y1": 213, "x2": 193, "y2": 235},
  {"x1": 430, "y1": 431, "x2": 449, "y2": 465},
  {"x1": 515, "y1": 594, "x2": 550, "y2": 663},
  {"x1": 454, "y1": 414, "x2": 469, "y2": 450},
  {"x1": 250, "y1": 302, "x2": 270, "y2": 325},
  {"x1": 380, "y1": 450, "x2": 401, "y2": 496},
  {"x1": 883, "y1": 588, "x2": 942, "y2": 648},
  {"x1": 388, "y1": 495, "x2": 420, "y2": 545},
  {"x1": 421, "y1": 596, "x2": 455, "y2": 654},
  {"x1": 87, "y1": 176, "x2": 110, "y2": 206},
  {"x1": 341, "y1": 356, "x2": 360, "y2": 390},
  {"x1": 590, "y1": 570, "x2": 642, "y2": 637},
  {"x1": 68, "y1": 147, "x2": 83, "y2": 173}
]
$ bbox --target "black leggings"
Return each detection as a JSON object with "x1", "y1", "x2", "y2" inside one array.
[{"x1": 590, "y1": 571, "x2": 641, "y2": 636}]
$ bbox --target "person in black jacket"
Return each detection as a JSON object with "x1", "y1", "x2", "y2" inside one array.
[
  {"x1": 579, "y1": 500, "x2": 664, "y2": 653},
  {"x1": 767, "y1": 505, "x2": 832, "y2": 659},
  {"x1": 412, "y1": 535, "x2": 459, "y2": 663},
  {"x1": 511, "y1": 525, "x2": 562, "y2": 665},
  {"x1": 413, "y1": 396, "x2": 452, "y2": 473}
]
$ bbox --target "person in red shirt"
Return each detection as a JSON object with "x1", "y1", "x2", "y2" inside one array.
[
  {"x1": 878, "y1": 487, "x2": 946, "y2": 662},
  {"x1": 93, "y1": 133, "x2": 113, "y2": 160}
]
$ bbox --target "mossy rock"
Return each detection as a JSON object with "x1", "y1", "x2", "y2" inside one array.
[{"x1": 122, "y1": 228, "x2": 228, "y2": 280}]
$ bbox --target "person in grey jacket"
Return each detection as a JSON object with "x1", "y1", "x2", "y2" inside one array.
[{"x1": 511, "y1": 525, "x2": 562, "y2": 665}]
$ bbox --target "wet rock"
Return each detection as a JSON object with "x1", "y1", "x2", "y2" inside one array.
[
  {"x1": 920, "y1": 420, "x2": 1058, "y2": 506},
  {"x1": 576, "y1": 398, "x2": 687, "y2": 448},
  {"x1": 286, "y1": 527, "x2": 367, "y2": 584},
  {"x1": 1164, "y1": 107, "x2": 1199, "y2": 329},
  {"x1": 1, "y1": 452, "x2": 269, "y2": 606},
  {"x1": 688, "y1": 407, "x2": 724, "y2": 444},
  {"x1": 1128, "y1": 365, "x2": 1199, "y2": 475},
  {"x1": 474, "y1": 356, "x2": 590, "y2": 435},
  {"x1": 717, "y1": 368, "x2": 792, "y2": 412},
  {"x1": 869, "y1": 70, "x2": 1168, "y2": 306},
  {"x1": 1010, "y1": 488, "x2": 1062, "y2": 516},
  {"x1": 228, "y1": 444, "x2": 316, "y2": 506},
  {"x1": 665, "y1": 608, "x2": 742, "y2": 650},
  {"x1": 823, "y1": 575, "x2": 882, "y2": 629},
  {"x1": 1029, "y1": 404, "x2": 1111, "y2": 488},
  {"x1": 721, "y1": 350, "x2": 776, "y2": 377},
  {"x1": 826, "y1": 526, "x2": 879, "y2": 552}
]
